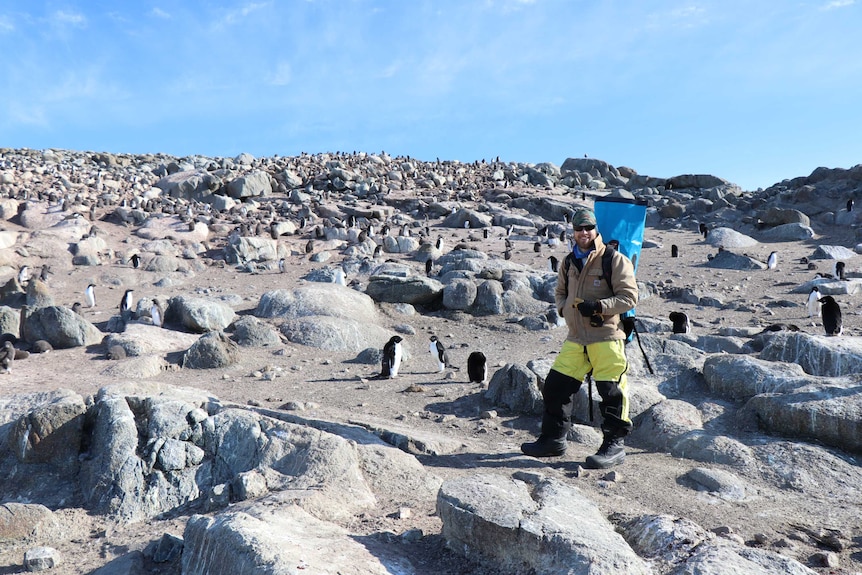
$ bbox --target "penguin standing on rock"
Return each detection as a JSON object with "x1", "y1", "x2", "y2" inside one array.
[
  {"x1": 820, "y1": 295, "x2": 843, "y2": 336},
  {"x1": 380, "y1": 336, "x2": 403, "y2": 378},
  {"x1": 120, "y1": 289, "x2": 134, "y2": 317},
  {"x1": 467, "y1": 351, "x2": 487, "y2": 383},
  {"x1": 807, "y1": 286, "x2": 822, "y2": 318},
  {"x1": 669, "y1": 311, "x2": 691, "y2": 334},
  {"x1": 548, "y1": 256, "x2": 559, "y2": 273}
]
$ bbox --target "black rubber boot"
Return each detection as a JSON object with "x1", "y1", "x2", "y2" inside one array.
[
  {"x1": 585, "y1": 435, "x2": 626, "y2": 469},
  {"x1": 520, "y1": 370, "x2": 582, "y2": 458}
]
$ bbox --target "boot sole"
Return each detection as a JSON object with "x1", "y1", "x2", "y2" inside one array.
[
  {"x1": 584, "y1": 451, "x2": 625, "y2": 469},
  {"x1": 520, "y1": 444, "x2": 566, "y2": 458}
]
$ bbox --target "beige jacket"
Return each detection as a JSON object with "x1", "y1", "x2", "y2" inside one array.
[{"x1": 555, "y1": 234, "x2": 638, "y2": 345}]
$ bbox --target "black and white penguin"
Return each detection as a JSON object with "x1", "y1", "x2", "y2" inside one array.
[
  {"x1": 766, "y1": 251, "x2": 778, "y2": 270},
  {"x1": 699, "y1": 223, "x2": 708, "y2": 238},
  {"x1": 548, "y1": 255, "x2": 559, "y2": 273},
  {"x1": 820, "y1": 295, "x2": 843, "y2": 336},
  {"x1": 380, "y1": 335, "x2": 403, "y2": 378},
  {"x1": 333, "y1": 268, "x2": 346, "y2": 286},
  {"x1": 429, "y1": 335, "x2": 450, "y2": 372},
  {"x1": 436, "y1": 236, "x2": 444, "y2": 251},
  {"x1": 151, "y1": 302, "x2": 163, "y2": 328},
  {"x1": 671, "y1": 245, "x2": 679, "y2": 258},
  {"x1": 373, "y1": 245, "x2": 382, "y2": 258},
  {"x1": 0, "y1": 340, "x2": 15, "y2": 374},
  {"x1": 120, "y1": 289, "x2": 134, "y2": 316},
  {"x1": 669, "y1": 311, "x2": 691, "y2": 334},
  {"x1": 17, "y1": 265, "x2": 30, "y2": 286},
  {"x1": 467, "y1": 351, "x2": 487, "y2": 384},
  {"x1": 807, "y1": 286, "x2": 821, "y2": 318},
  {"x1": 848, "y1": 198, "x2": 854, "y2": 212},
  {"x1": 533, "y1": 242, "x2": 542, "y2": 253},
  {"x1": 835, "y1": 261, "x2": 846, "y2": 280},
  {"x1": 483, "y1": 228, "x2": 489, "y2": 239},
  {"x1": 71, "y1": 302, "x2": 83, "y2": 316},
  {"x1": 130, "y1": 254, "x2": 141, "y2": 269},
  {"x1": 85, "y1": 284, "x2": 96, "y2": 308},
  {"x1": 425, "y1": 258, "x2": 434, "y2": 277},
  {"x1": 305, "y1": 240, "x2": 315, "y2": 254},
  {"x1": 278, "y1": 258, "x2": 286, "y2": 273}
]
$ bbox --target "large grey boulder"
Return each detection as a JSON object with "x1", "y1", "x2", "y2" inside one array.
[
  {"x1": 744, "y1": 380, "x2": 862, "y2": 453},
  {"x1": 165, "y1": 296, "x2": 236, "y2": 333},
  {"x1": 484, "y1": 364, "x2": 542, "y2": 415},
  {"x1": 440, "y1": 208, "x2": 492, "y2": 229},
  {"x1": 155, "y1": 169, "x2": 220, "y2": 201},
  {"x1": 13, "y1": 390, "x2": 87, "y2": 471},
  {"x1": 703, "y1": 354, "x2": 810, "y2": 399},
  {"x1": 759, "y1": 332, "x2": 862, "y2": 376},
  {"x1": 705, "y1": 227, "x2": 758, "y2": 248},
  {"x1": 437, "y1": 474, "x2": 652, "y2": 574},
  {"x1": 0, "y1": 305, "x2": 19, "y2": 336},
  {"x1": 224, "y1": 236, "x2": 278, "y2": 264},
  {"x1": 0, "y1": 503, "x2": 58, "y2": 541},
  {"x1": 183, "y1": 331, "x2": 240, "y2": 369},
  {"x1": 226, "y1": 170, "x2": 271, "y2": 199},
  {"x1": 256, "y1": 284, "x2": 378, "y2": 323},
  {"x1": 442, "y1": 278, "x2": 477, "y2": 310},
  {"x1": 229, "y1": 316, "x2": 281, "y2": 347},
  {"x1": 21, "y1": 306, "x2": 102, "y2": 348},
  {"x1": 703, "y1": 250, "x2": 767, "y2": 270},
  {"x1": 102, "y1": 323, "x2": 200, "y2": 357},
  {"x1": 758, "y1": 223, "x2": 815, "y2": 242},
  {"x1": 365, "y1": 274, "x2": 444, "y2": 305},
  {"x1": 279, "y1": 317, "x2": 393, "y2": 352},
  {"x1": 472, "y1": 279, "x2": 505, "y2": 315},
  {"x1": 182, "y1": 505, "x2": 406, "y2": 575}
]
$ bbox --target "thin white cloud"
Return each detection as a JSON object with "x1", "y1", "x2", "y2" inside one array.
[
  {"x1": 216, "y1": 1, "x2": 271, "y2": 28},
  {"x1": 7, "y1": 101, "x2": 48, "y2": 127},
  {"x1": 267, "y1": 61, "x2": 291, "y2": 86},
  {"x1": 0, "y1": 15, "x2": 13, "y2": 33},
  {"x1": 822, "y1": 0, "x2": 854, "y2": 9},
  {"x1": 52, "y1": 10, "x2": 86, "y2": 27},
  {"x1": 151, "y1": 7, "x2": 171, "y2": 19}
]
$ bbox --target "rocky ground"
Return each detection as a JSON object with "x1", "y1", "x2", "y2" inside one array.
[{"x1": 0, "y1": 150, "x2": 861, "y2": 574}]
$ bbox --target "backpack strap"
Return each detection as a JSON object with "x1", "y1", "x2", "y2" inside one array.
[{"x1": 562, "y1": 247, "x2": 616, "y2": 296}]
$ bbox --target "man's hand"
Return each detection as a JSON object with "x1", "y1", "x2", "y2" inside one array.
[{"x1": 576, "y1": 300, "x2": 601, "y2": 317}]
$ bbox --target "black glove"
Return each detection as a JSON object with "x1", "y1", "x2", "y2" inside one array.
[{"x1": 576, "y1": 300, "x2": 601, "y2": 317}]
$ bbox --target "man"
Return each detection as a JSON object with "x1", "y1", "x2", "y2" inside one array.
[{"x1": 521, "y1": 207, "x2": 638, "y2": 468}]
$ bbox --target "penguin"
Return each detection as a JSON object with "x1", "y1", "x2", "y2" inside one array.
[
  {"x1": 72, "y1": 302, "x2": 83, "y2": 316},
  {"x1": 483, "y1": 228, "x2": 489, "y2": 239},
  {"x1": 429, "y1": 335, "x2": 456, "y2": 372},
  {"x1": 39, "y1": 265, "x2": 52, "y2": 282},
  {"x1": 835, "y1": 261, "x2": 846, "y2": 280},
  {"x1": 848, "y1": 198, "x2": 854, "y2": 212},
  {"x1": 151, "y1": 302, "x2": 163, "y2": 328},
  {"x1": 807, "y1": 286, "x2": 821, "y2": 318},
  {"x1": 467, "y1": 351, "x2": 487, "y2": 384},
  {"x1": 766, "y1": 251, "x2": 778, "y2": 270},
  {"x1": 436, "y1": 236, "x2": 444, "y2": 251},
  {"x1": 820, "y1": 295, "x2": 842, "y2": 336},
  {"x1": 425, "y1": 258, "x2": 434, "y2": 277},
  {"x1": 671, "y1": 245, "x2": 679, "y2": 258},
  {"x1": 463, "y1": 220, "x2": 470, "y2": 229},
  {"x1": 278, "y1": 258, "x2": 286, "y2": 273},
  {"x1": 120, "y1": 289, "x2": 134, "y2": 316},
  {"x1": 504, "y1": 249, "x2": 512, "y2": 261},
  {"x1": 669, "y1": 311, "x2": 691, "y2": 334},
  {"x1": 85, "y1": 284, "x2": 96, "y2": 308},
  {"x1": 130, "y1": 254, "x2": 141, "y2": 269},
  {"x1": 380, "y1": 335, "x2": 403, "y2": 378},
  {"x1": 373, "y1": 245, "x2": 382, "y2": 258},
  {"x1": 17, "y1": 265, "x2": 30, "y2": 285},
  {"x1": 305, "y1": 240, "x2": 315, "y2": 254},
  {"x1": 334, "y1": 268, "x2": 346, "y2": 286},
  {"x1": 699, "y1": 223, "x2": 708, "y2": 238},
  {"x1": 0, "y1": 340, "x2": 14, "y2": 374},
  {"x1": 548, "y1": 255, "x2": 559, "y2": 273}
]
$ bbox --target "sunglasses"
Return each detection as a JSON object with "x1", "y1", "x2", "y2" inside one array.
[{"x1": 573, "y1": 225, "x2": 595, "y2": 232}]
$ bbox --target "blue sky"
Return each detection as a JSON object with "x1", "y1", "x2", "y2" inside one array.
[{"x1": 1, "y1": 1, "x2": 860, "y2": 191}]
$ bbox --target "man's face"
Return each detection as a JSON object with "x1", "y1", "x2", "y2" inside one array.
[{"x1": 573, "y1": 224, "x2": 597, "y2": 251}]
